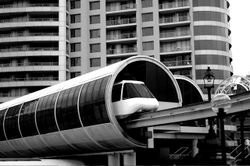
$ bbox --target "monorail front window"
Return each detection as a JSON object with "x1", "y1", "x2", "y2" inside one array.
[
  {"x1": 123, "y1": 83, "x2": 154, "y2": 100},
  {"x1": 112, "y1": 84, "x2": 122, "y2": 102}
]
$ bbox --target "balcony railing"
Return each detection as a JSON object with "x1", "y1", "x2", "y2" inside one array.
[
  {"x1": 162, "y1": 60, "x2": 191, "y2": 67},
  {"x1": 107, "y1": 47, "x2": 137, "y2": 54},
  {"x1": 106, "y1": 17, "x2": 136, "y2": 26},
  {"x1": 0, "y1": 77, "x2": 58, "y2": 82},
  {"x1": 0, "y1": 33, "x2": 58, "y2": 38},
  {"x1": 159, "y1": 0, "x2": 189, "y2": 9},
  {"x1": 0, "y1": 47, "x2": 58, "y2": 52},
  {"x1": 160, "y1": 31, "x2": 190, "y2": 38},
  {"x1": 107, "y1": 32, "x2": 136, "y2": 40},
  {"x1": 0, "y1": 3, "x2": 58, "y2": 8},
  {"x1": 159, "y1": 15, "x2": 189, "y2": 24},
  {"x1": 0, "y1": 17, "x2": 58, "y2": 23},
  {"x1": 106, "y1": 3, "x2": 136, "y2": 12},
  {"x1": 0, "y1": 62, "x2": 58, "y2": 67},
  {"x1": 160, "y1": 46, "x2": 190, "y2": 53}
]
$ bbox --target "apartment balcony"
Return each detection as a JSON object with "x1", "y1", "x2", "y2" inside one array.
[
  {"x1": 0, "y1": 3, "x2": 58, "y2": 9},
  {"x1": 0, "y1": 47, "x2": 58, "y2": 53},
  {"x1": 162, "y1": 60, "x2": 192, "y2": 67},
  {"x1": 0, "y1": 62, "x2": 58, "y2": 68},
  {"x1": 0, "y1": 17, "x2": 58, "y2": 24},
  {"x1": 106, "y1": 17, "x2": 136, "y2": 27},
  {"x1": 160, "y1": 30, "x2": 190, "y2": 38},
  {"x1": 160, "y1": 46, "x2": 191, "y2": 54},
  {"x1": 106, "y1": 32, "x2": 136, "y2": 43},
  {"x1": 160, "y1": 15, "x2": 189, "y2": 23},
  {"x1": 159, "y1": 0, "x2": 189, "y2": 10},
  {"x1": 107, "y1": 47, "x2": 137, "y2": 55},
  {"x1": 0, "y1": 76, "x2": 58, "y2": 82},
  {"x1": 0, "y1": 32, "x2": 58, "y2": 38},
  {"x1": 106, "y1": 3, "x2": 136, "y2": 12}
]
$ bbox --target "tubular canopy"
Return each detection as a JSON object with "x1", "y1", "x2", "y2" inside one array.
[{"x1": 0, "y1": 56, "x2": 182, "y2": 157}]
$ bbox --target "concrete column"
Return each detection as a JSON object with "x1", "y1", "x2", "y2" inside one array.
[
  {"x1": 192, "y1": 139, "x2": 198, "y2": 157},
  {"x1": 123, "y1": 152, "x2": 136, "y2": 166},
  {"x1": 108, "y1": 153, "x2": 120, "y2": 166}
]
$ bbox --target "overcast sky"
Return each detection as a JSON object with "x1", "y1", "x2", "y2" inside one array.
[{"x1": 229, "y1": 0, "x2": 250, "y2": 76}]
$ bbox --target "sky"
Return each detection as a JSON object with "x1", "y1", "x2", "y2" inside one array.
[{"x1": 229, "y1": 0, "x2": 250, "y2": 76}]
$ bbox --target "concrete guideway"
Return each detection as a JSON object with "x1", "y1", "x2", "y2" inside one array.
[{"x1": 125, "y1": 91, "x2": 250, "y2": 129}]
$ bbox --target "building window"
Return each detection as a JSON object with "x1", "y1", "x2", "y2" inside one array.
[
  {"x1": 70, "y1": 0, "x2": 80, "y2": 9},
  {"x1": 70, "y1": 72, "x2": 81, "y2": 78},
  {"x1": 142, "y1": 27, "x2": 154, "y2": 36},
  {"x1": 90, "y1": 58, "x2": 101, "y2": 67},
  {"x1": 71, "y1": 42, "x2": 81, "y2": 52},
  {"x1": 90, "y1": 29, "x2": 100, "y2": 38},
  {"x1": 90, "y1": 43, "x2": 101, "y2": 53},
  {"x1": 90, "y1": 1, "x2": 100, "y2": 10},
  {"x1": 70, "y1": 14, "x2": 81, "y2": 23},
  {"x1": 143, "y1": 41, "x2": 154, "y2": 50},
  {"x1": 90, "y1": 15, "x2": 100, "y2": 24},
  {"x1": 142, "y1": 13, "x2": 153, "y2": 22},
  {"x1": 70, "y1": 28, "x2": 81, "y2": 38},
  {"x1": 70, "y1": 57, "x2": 81, "y2": 66},
  {"x1": 193, "y1": 11, "x2": 226, "y2": 23},
  {"x1": 141, "y1": 0, "x2": 152, "y2": 8}
]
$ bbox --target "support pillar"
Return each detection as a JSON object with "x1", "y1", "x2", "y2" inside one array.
[
  {"x1": 108, "y1": 153, "x2": 120, "y2": 166},
  {"x1": 123, "y1": 152, "x2": 136, "y2": 166},
  {"x1": 192, "y1": 139, "x2": 198, "y2": 157},
  {"x1": 240, "y1": 114, "x2": 245, "y2": 161}
]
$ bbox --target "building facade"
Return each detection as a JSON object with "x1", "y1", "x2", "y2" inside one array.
[{"x1": 0, "y1": 0, "x2": 232, "y2": 102}]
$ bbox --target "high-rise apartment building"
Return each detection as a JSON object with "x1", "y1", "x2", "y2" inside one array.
[{"x1": 0, "y1": 0, "x2": 232, "y2": 102}]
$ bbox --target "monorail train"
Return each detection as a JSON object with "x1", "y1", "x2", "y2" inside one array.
[
  {"x1": 0, "y1": 56, "x2": 182, "y2": 158},
  {"x1": 112, "y1": 80, "x2": 159, "y2": 118}
]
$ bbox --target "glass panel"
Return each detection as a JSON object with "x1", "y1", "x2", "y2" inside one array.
[
  {"x1": 142, "y1": 27, "x2": 153, "y2": 36},
  {"x1": 19, "y1": 100, "x2": 39, "y2": 137},
  {"x1": 123, "y1": 83, "x2": 154, "y2": 99},
  {"x1": 193, "y1": 11, "x2": 226, "y2": 23},
  {"x1": 90, "y1": 1, "x2": 100, "y2": 10},
  {"x1": 195, "y1": 40, "x2": 228, "y2": 51},
  {"x1": 193, "y1": 0, "x2": 225, "y2": 8},
  {"x1": 79, "y1": 76, "x2": 110, "y2": 126},
  {"x1": 112, "y1": 84, "x2": 122, "y2": 102},
  {"x1": 142, "y1": 13, "x2": 153, "y2": 22},
  {"x1": 56, "y1": 85, "x2": 82, "y2": 130},
  {"x1": 194, "y1": 25, "x2": 227, "y2": 37},
  {"x1": 36, "y1": 93, "x2": 58, "y2": 134},
  {"x1": 142, "y1": 41, "x2": 154, "y2": 51},
  {"x1": 0, "y1": 109, "x2": 7, "y2": 141},
  {"x1": 4, "y1": 105, "x2": 22, "y2": 139},
  {"x1": 141, "y1": 0, "x2": 152, "y2": 8},
  {"x1": 90, "y1": 15, "x2": 100, "y2": 24}
]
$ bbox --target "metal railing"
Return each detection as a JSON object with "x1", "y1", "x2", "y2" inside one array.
[
  {"x1": 160, "y1": 46, "x2": 191, "y2": 53},
  {"x1": 106, "y1": 17, "x2": 136, "y2": 26},
  {"x1": 0, "y1": 17, "x2": 58, "y2": 23},
  {"x1": 159, "y1": 0, "x2": 189, "y2": 9},
  {"x1": 107, "y1": 32, "x2": 136, "y2": 40},
  {"x1": 107, "y1": 47, "x2": 137, "y2": 54},
  {"x1": 0, "y1": 3, "x2": 58, "y2": 8},
  {"x1": 160, "y1": 31, "x2": 190, "y2": 38},
  {"x1": 0, "y1": 62, "x2": 58, "y2": 67},
  {"x1": 106, "y1": 3, "x2": 136, "y2": 12},
  {"x1": 169, "y1": 147, "x2": 191, "y2": 160},
  {"x1": 0, "y1": 77, "x2": 58, "y2": 82},
  {"x1": 0, "y1": 32, "x2": 58, "y2": 38},
  {"x1": 162, "y1": 60, "x2": 191, "y2": 67},
  {"x1": 159, "y1": 15, "x2": 189, "y2": 24},
  {"x1": 0, "y1": 47, "x2": 58, "y2": 52}
]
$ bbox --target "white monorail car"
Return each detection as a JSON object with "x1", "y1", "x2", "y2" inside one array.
[
  {"x1": 0, "y1": 56, "x2": 182, "y2": 157},
  {"x1": 112, "y1": 80, "x2": 159, "y2": 118}
]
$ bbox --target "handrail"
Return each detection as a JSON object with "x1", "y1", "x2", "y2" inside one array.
[{"x1": 0, "y1": 3, "x2": 58, "y2": 8}]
